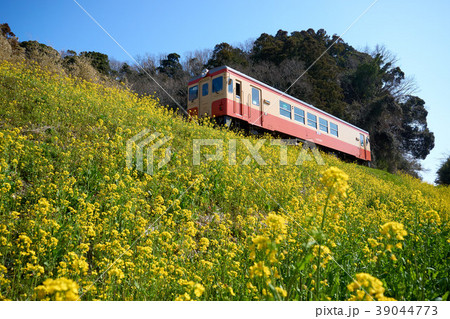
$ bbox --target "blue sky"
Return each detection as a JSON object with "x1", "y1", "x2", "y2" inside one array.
[{"x1": 2, "y1": 0, "x2": 449, "y2": 183}]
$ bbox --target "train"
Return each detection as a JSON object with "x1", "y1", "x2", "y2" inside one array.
[{"x1": 187, "y1": 66, "x2": 371, "y2": 162}]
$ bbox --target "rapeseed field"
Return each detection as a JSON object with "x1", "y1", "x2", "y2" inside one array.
[{"x1": 0, "y1": 61, "x2": 448, "y2": 301}]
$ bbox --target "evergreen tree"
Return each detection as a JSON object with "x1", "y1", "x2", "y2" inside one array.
[
  {"x1": 206, "y1": 43, "x2": 248, "y2": 69},
  {"x1": 80, "y1": 51, "x2": 111, "y2": 75},
  {"x1": 158, "y1": 53, "x2": 183, "y2": 79},
  {"x1": 436, "y1": 156, "x2": 450, "y2": 185}
]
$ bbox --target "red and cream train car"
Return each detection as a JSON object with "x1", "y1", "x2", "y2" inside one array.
[{"x1": 187, "y1": 66, "x2": 371, "y2": 161}]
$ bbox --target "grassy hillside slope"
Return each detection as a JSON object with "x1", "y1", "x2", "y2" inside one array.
[{"x1": 0, "y1": 61, "x2": 449, "y2": 301}]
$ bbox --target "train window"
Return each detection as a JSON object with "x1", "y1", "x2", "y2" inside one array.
[
  {"x1": 330, "y1": 122, "x2": 338, "y2": 137},
  {"x1": 228, "y1": 79, "x2": 233, "y2": 93},
  {"x1": 189, "y1": 85, "x2": 198, "y2": 101},
  {"x1": 252, "y1": 87, "x2": 260, "y2": 106},
  {"x1": 319, "y1": 118, "x2": 328, "y2": 133},
  {"x1": 212, "y1": 76, "x2": 223, "y2": 93},
  {"x1": 280, "y1": 101, "x2": 291, "y2": 118},
  {"x1": 294, "y1": 107, "x2": 305, "y2": 123},
  {"x1": 307, "y1": 113, "x2": 317, "y2": 129},
  {"x1": 235, "y1": 81, "x2": 241, "y2": 98},
  {"x1": 360, "y1": 133, "x2": 365, "y2": 147},
  {"x1": 202, "y1": 83, "x2": 209, "y2": 96}
]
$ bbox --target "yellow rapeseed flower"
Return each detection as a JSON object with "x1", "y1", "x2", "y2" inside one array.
[
  {"x1": 380, "y1": 222, "x2": 408, "y2": 240},
  {"x1": 320, "y1": 167, "x2": 349, "y2": 198},
  {"x1": 347, "y1": 273, "x2": 395, "y2": 301},
  {"x1": 193, "y1": 283, "x2": 205, "y2": 297},
  {"x1": 266, "y1": 213, "x2": 287, "y2": 235},
  {"x1": 199, "y1": 237, "x2": 210, "y2": 252},
  {"x1": 34, "y1": 277, "x2": 79, "y2": 301},
  {"x1": 249, "y1": 261, "x2": 271, "y2": 278}
]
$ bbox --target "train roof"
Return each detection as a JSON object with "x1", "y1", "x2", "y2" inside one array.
[{"x1": 189, "y1": 65, "x2": 369, "y2": 135}]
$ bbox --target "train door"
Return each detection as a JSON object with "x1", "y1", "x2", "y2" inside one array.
[
  {"x1": 234, "y1": 80, "x2": 243, "y2": 116},
  {"x1": 198, "y1": 79, "x2": 210, "y2": 116},
  {"x1": 251, "y1": 86, "x2": 262, "y2": 126},
  {"x1": 359, "y1": 133, "x2": 366, "y2": 160}
]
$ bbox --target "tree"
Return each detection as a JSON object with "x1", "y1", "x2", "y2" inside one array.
[
  {"x1": 158, "y1": 53, "x2": 183, "y2": 79},
  {"x1": 251, "y1": 31, "x2": 287, "y2": 64},
  {"x1": 80, "y1": 51, "x2": 111, "y2": 75},
  {"x1": 0, "y1": 23, "x2": 15, "y2": 39},
  {"x1": 182, "y1": 49, "x2": 212, "y2": 77},
  {"x1": 400, "y1": 96, "x2": 435, "y2": 159},
  {"x1": 108, "y1": 57, "x2": 123, "y2": 77},
  {"x1": 206, "y1": 42, "x2": 248, "y2": 69},
  {"x1": 20, "y1": 40, "x2": 60, "y2": 61},
  {"x1": 61, "y1": 50, "x2": 101, "y2": 82},
  {"x1": 20, "y1": 40, "x2": 62, "y2": 72},
  {"x1": 345, "y1": 56, "x2": 384, "y2": 103},
  {"x1": 436, "y1": 156, "x2": 450, "y2": 185},
  {"x1": 0, "y1": 23, "x2": 23, "y2": 58},
  {"x1": 340, "y1": 47, "x2": 434, "y2": 174}
]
